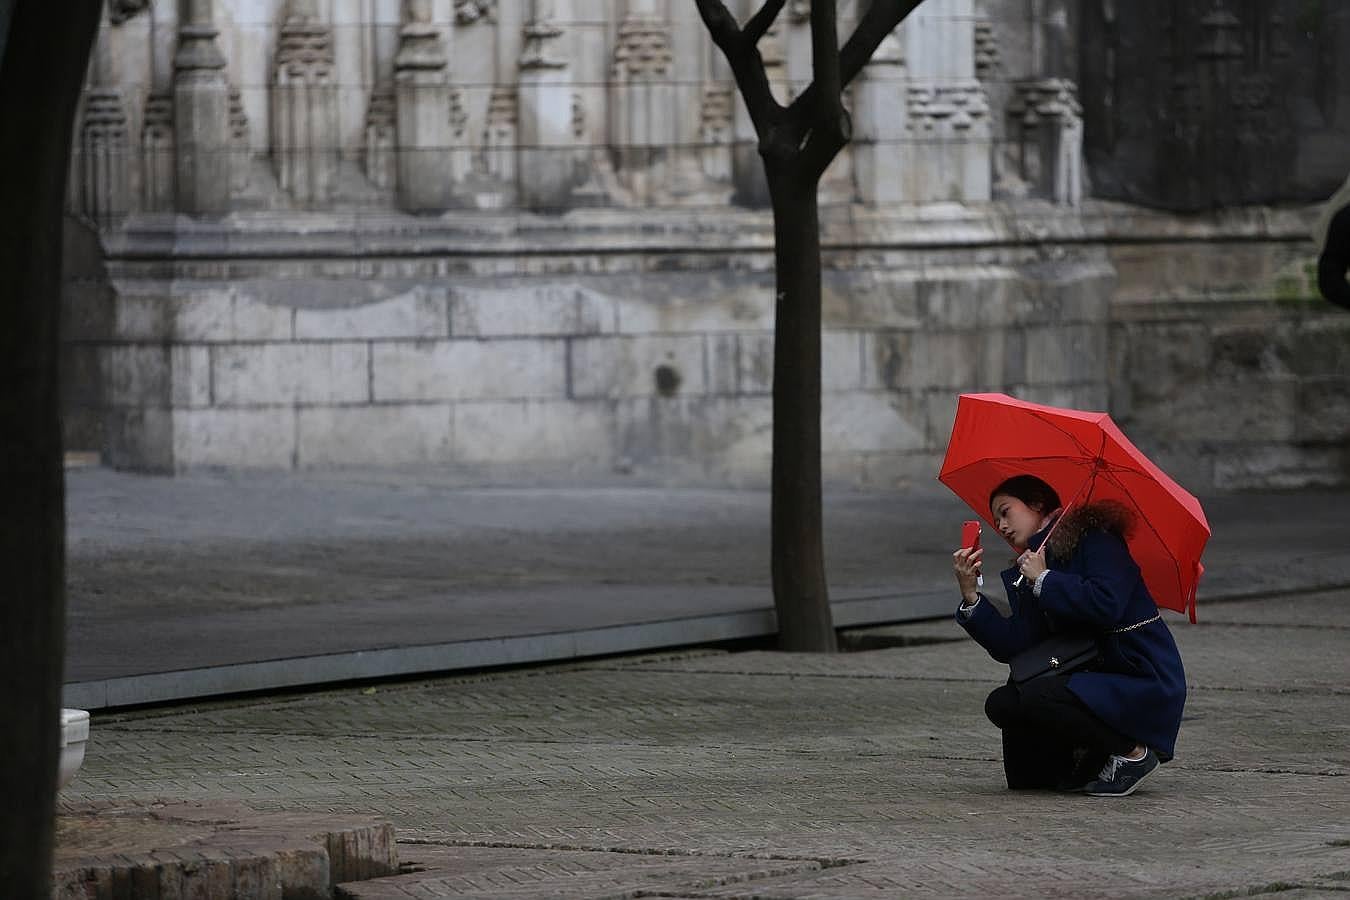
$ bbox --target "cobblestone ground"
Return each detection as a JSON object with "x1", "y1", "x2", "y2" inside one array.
[{"x1": 63, "y1": 590, "x2": 1350, "y2": 898}]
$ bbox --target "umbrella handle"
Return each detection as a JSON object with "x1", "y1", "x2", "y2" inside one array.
[{"x1": 1012, "y1": 496, "x2": 1081, "y2": 589}]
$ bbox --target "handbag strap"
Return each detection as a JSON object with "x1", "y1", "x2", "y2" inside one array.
[{"x1": 1110, "y1": 612, "x2": 1161, "y2": 634}]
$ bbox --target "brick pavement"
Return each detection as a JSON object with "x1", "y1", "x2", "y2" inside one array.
[{"x1": 59, "y1": 590, "x2": 1350, "y2": 898}]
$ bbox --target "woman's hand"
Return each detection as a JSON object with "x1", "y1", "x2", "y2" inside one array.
[
  {"x1": 1017, "y1": 546, "x2": 1047, "y2": 583},
  {"x1": 952, "y1": 547, "x2": 983, "y2": 605}
]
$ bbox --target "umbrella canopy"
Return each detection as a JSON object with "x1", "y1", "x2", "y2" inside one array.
[{"x1": 938, "y1": 393, "x2": 1210, "y2": 622}]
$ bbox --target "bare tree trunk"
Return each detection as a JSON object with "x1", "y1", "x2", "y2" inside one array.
[
  {"x1": 689, "y1": 0, "x2": 924, "y2": 651},
  {"x1": 768, "y1": 166, "x2": 836, "y2": 652},
  {"x1": 0, "y1": 2, "x2": 102, "y2": 895}
]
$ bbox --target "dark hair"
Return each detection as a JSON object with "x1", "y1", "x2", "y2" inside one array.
[{"x1": 989, "y1": 475, "x2": 1061, "y2": 516}]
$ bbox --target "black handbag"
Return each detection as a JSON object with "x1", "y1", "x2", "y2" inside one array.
[{"x1": 1009, "y1": 633, "x2": 1101, "y2": 684}]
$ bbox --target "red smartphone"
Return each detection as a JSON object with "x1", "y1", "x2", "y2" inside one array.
[{"x1": 961, "y1": 520, "x2": 982, "y2": 552}]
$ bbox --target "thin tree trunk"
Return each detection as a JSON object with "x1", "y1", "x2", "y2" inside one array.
[
  {"x1": 0, "y1": 2, "x2": 102, "y2": 895},
  {"x1": 768, "y1": 166, "x2": 837, "y2": 652}
]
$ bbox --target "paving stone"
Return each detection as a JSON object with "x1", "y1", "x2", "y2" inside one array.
[
  {"x1": 51, "y1": 800, "x2": 396, "y2": 900},
  {"x1": 60, "y1": 592, "x2": 1350, "y2": 898}
]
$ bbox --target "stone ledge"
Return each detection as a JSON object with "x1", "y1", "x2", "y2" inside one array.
[
  {"x1": 97, "y1": 201, "x2": 1321, "y2": 262},
  {"x1": 53, "y1": 799, "x2": 398, "y2": 900}
]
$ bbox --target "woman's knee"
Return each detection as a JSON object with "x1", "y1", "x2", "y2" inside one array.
[{"x1": 984, "y1": 684, "x2": 1020, "y2": 728}]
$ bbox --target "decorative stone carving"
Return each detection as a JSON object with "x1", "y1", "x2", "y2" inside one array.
[
  {"x1": 1092, "y1": 3, "x2": 1301, "y2": 209},
  {"x1": 364, "y1": 86, "x2": 396, "y2": 191},
  {"x1": 519, "y1": 20, "x2": 565, "y2": 69},
  {"x1": 395, "y1": 0, "x2": 455, "y2": 211},
  {"x1": 173, "y1": 0, "x2": 231, "y2": 215},
  {"x1": 141, "y1": 91, "x2": 175, "y2": 211},
  {"x1": 698, "y1": 83, "x2": 733, "y2": 183},
  {"x1": 908, "y1": 82, "x2": 990, "y2": 137},
  {"x1": 518, "y1": 0, "x2": 580, "y2": 210},
  {"x1": 455, "y1": 0, "x2": 496, "y2": 24},
  {"x1": 609, "y1": 11, "x2": 676, "y2": 206},
  {"x1": 1196, "y1": 4, "x2": 1243, "y2": 60},
  {"x1": 974, "y1": 21, "x2": 998, "y2": 79},
  {"x1": 1007, "y1": 78, "x2": 1083, "y2": 206},
  {"x1": 81, "y1": 89, "x2": 130, "y2": 225},
  {"x1": 228, "y1": 87, "x2": 250, "y2": 195},
  {"x1": 612, "y1": 17, "x2": 673, "y2": 80},
  {"x1": 271, "y1": 0, "x2": 338, "y2": 206},
  {"x1": 482, "y1": 86, "x2": 517, "y2": 184}
]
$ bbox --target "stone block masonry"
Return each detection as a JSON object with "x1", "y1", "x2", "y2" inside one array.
[{"x1": 63, "y1": 203, "x2": 1344, "y2": 490}]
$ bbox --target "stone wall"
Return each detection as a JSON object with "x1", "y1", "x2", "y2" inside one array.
[
  {"x1": 64, "y1": 202, "x2": 1347, "y2": 491},
  {"x1": 63, "y1": 205, "x2": 1121, "y2": 487},
  {"x1": 1108, "y1": 214, "x2": 1350, "y2": 490}
]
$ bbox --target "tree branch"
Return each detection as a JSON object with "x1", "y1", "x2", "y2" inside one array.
[
  {"x1": 838, "y1": 0, "x2": 925, "y2": 87},
  {"x1": 786, "y1": 0, "x2": 925, "y2": 124},
  {"x1": 798, "y1": 0, "x2": 850, "y2": 178},
  {"x1": 693, "y1": 0, "x2": 743, "y2": 48},
  {"x1": 745, "y1": 0, "x2": 788, "y2": 46},
  {"x1": 694, "y1": 0, "x2": 784, "y2": 140}
]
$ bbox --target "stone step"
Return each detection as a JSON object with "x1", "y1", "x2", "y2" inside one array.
[
  {"x1": 335, "y1": 842, "x2": 827, "y2": 899},
  {"x1": 53, "y1": 799, "x2": 397, "y2": 900}
]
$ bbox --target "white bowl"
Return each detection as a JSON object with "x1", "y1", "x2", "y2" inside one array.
[{"x1": 58, "y1": 709, "x2": 90, "y2": 789}]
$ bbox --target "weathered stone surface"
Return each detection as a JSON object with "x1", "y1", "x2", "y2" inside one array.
[
  {"x1": 569, "y1": 334, "x2": 706, "y2": 400},
  {"x1": 174, "y1": 408, "x2": 297, "y2": 469},
  {"x1": 51, "y1": 800, "x2": 394, "y2": 900},
  {"x1": 171, "y1": 346, "x2": 213, "y2": 408},
  {"x1": 172, "y1": 289, "x2": 294, "y2": 342},
  {"x1": 372, "y1": 339, "x2": 566, "y2": 403},
  {"x1": 213, "y1": 343, "x2": 369, "y2": 406},
  {"x1": 294, "y1": 288, "x2": 449, "y2": 341},
  {"x1": 297, "y1": 405, "x2": 454, "y2": 468},
  {"x1": 452, "y1": 399, "x2": 611, "y2": 464},
  {"x1": 1080, "y1": 2, "x2": 1347, "y2": 210},
  {"x1": 1023, "y1": 323, "x2": 1105, "y2": 385},
  {"x1": 822, "y1": 392, "x2": 926, "y2": 454},
  {"x1": 451, "y1": 284, "x2": 612, "y2": 338},
  {"x1": 64, "y1": 206, "x2": 1344, "y2": 488},
  {"x1": 101, "y1": 345, "x2": 171, "y2": 407}
]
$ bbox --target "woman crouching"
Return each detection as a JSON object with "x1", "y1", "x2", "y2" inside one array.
[{"x1": 952, "y1": 475, "x2": 1186, "y2": 796}]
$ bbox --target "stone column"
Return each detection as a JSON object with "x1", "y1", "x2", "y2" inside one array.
[
  {"x1": 852, "y1": 27, "x2": 905, "y2": 206},
  {"x1": 172, "y1": 0, "x2": 230, "y2": 215},
  {"x1": 897, "y1": 0, "x2": 991, "y2": 204},
  {"x1": 483, "y1": 0, "x2": 522, "y2": 189},
  {"x1": 517, "y1": 0, "x2": 577, "y2": 210},
  {"x1": 361, "y1": 0, "x2": 395, "y2": 191},
  {"x1": 608, "y1": 0, "x2": 675, "y2": 206},
  {"x1": 81, "y1": 13, "x2": 130, "y2": 225},
  {"x1": 394, "y1": 0, "x2": 454, "y2": 212},
  {"x1": 1007, "y1": 78, "x2": 1082, "y2": 206},
  {"x1": 228, "y1": 86, "x2": 252, "y2": 196},
  {"x1": 142, "y1": 91, "x2": 175, "y2": 211},
  {"x1": 271, "y1": 0, "x2": 338, "y2": 207}
]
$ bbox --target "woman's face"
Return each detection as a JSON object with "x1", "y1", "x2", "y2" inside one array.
[{"x1": 990, "y1": 493, "x2": 1047, "y2": 548}]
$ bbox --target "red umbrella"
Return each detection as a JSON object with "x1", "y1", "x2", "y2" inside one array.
[{"x1": 938, "y1": 393, "x2": 1210, "y2": 622}]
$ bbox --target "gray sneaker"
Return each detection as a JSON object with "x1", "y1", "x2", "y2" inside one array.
[{"x1": 1084, "y1": 748, "x2": 1160, "y2": 797}]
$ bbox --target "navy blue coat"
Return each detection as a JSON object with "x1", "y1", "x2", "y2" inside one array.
[{"x1": 958, "y1": 521, "x2": 1187, "y2": 761}]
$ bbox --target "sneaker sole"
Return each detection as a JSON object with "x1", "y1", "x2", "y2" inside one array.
[{"x1": 1085, "y1": 764, "x2": 1158, "y2": 797}]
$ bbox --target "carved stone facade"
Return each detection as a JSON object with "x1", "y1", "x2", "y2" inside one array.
[
  {"x1": 1079, "y1": 0, "x2": 1349, "y2": 209},
  {"x1": 61, "y1": 0, "x2": 1349, "y2": 488},
  {"x1": 272, "y1": 0, "x2": 338, "y2": 206}
]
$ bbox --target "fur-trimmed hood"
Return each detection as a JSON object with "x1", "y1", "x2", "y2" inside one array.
[{"x1": 1041, "y1": 500, "x2": 1135, "y2": 561}]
